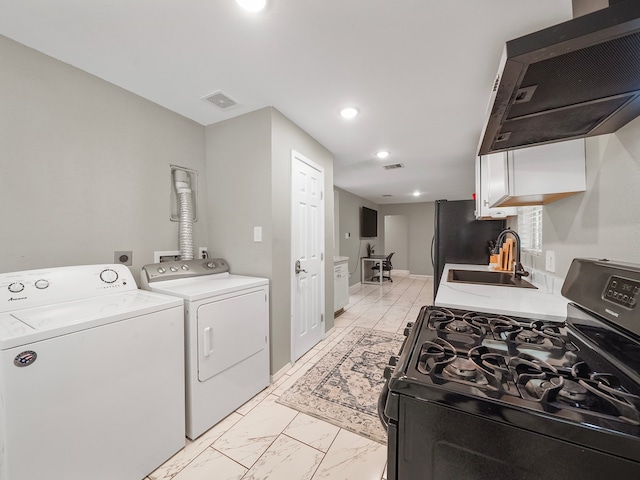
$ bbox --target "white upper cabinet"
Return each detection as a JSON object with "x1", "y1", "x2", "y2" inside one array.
[
  {"x1": 485, "y1": 139, "x2": 586, "y2": 208},
  {"x1": 475, "y1": 155, "x2": 518, "y2": 220}
]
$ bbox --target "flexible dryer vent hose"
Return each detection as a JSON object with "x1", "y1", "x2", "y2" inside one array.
[{"x1": 174, "y1": 169, "x2": 194, "y2": 260}]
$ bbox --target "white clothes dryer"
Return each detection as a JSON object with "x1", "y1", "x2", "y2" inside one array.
[
  {"x1": 0, "y1": 264, "x2": 185, "y2": 480},
  {"x1": 141, "y1": 258, "x2": 270, "y2": 440}
]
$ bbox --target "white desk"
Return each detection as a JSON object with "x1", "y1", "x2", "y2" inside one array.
[{"x1": 361, "y1": 256, "x2": 387, "y2": 285}]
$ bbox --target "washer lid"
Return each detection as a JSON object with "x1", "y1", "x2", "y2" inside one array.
[
  {"x1": 146, "y1": 273, "x2": 269, "y2": 301},
  {"x1": 0, "y1": 290, "x2": 182, "y2": 350}
]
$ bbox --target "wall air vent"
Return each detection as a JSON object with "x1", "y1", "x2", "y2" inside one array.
[
  {"x1": 382, "y1": 194, "x2": 393, "y2": 197},
  {"x1": 383, "y1": 163, "x2": 404, "y2": 170},
  {"x1": 202, "y1": 91, "x2": 238, "y2": 110}
]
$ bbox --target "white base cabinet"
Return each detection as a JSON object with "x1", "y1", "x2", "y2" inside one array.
[{"x1": 334, "y1": 257, "x2": 349, "y2": 312}]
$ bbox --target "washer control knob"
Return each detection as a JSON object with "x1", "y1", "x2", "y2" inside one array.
[
  {"x1": 206, "y1": 262, "x2": 216, "y2": 269},
  {"x1": 157, "y1": 267, "x2": 166, "y2": 274},
  {"x1": 181, "y1": 264, "x2": 189, "y2": 271},
  {"x1": 8, "y1": 282, "x2": 24, "y2": 293},
  {"x1": 35, "y1": 279, "x2": 50, "y2": 289},
  {"x1": 100, "y1": 269, "x2": 118, "y2": 284},
  {"x1": 170, "y1": 266, "x2": 178, "y2": 272}
]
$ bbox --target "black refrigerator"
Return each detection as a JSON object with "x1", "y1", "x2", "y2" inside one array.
[{"x1": 431, "y1": 199, "x2": 505, "y2": 298}]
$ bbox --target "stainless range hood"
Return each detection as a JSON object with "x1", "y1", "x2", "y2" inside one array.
[{"x1": 478, "y1": 1, "x2": 640, "y2": 156}]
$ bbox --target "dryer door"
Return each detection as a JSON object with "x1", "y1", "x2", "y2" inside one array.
[{"x1": 197, "y1": 288, "x2": 268, "y2": 381}]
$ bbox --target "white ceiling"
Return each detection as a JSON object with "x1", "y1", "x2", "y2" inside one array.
[{"x1": 0, "y1": 0, "x2": 572, "y2": 204}]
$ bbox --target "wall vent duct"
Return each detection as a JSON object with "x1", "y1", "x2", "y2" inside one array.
[
  {"x1": 383, "y1": 163, "x2": 404, "y2": 170},
  {"x1": 202, "y1": 91, "x2": 238, "y2": 109}
]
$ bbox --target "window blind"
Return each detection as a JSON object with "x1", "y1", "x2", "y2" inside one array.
[{"x1": 517, "y1": 206, "x2": 543, "y2": 255}]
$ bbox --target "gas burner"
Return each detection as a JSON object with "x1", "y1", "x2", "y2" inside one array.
[
  {"x1": 461, "y1": 312, "x2": 521, "y2": 338},
  {"x1": 510, "y1": 353, "x2": 558, "y2": 385},
  {"x1": 524, "y1": 377, "x2": 562, "y2": 399},
  {"x1": 516, "y1": 329, "x2": 545, "y2": 344},
  {"x1": 558, "y1": 379, "x2": 589, "y2": 403},
  {"x1": 445, "y1": 319, "x2": 474, "y2": 334},
  {"x1": 469, "y1": 346, "x2": 512, "y2": 382},
  {"x1": 416, "y1": 338, "x2": 456, "y2": 375},
  {"x1": 443, "y1": 358, "x2": 478, "y2": 380},
  {"x1": 428, "y1": 308, "x2": 456, "y2": 324},
  {"x1": 505, "y1": 320, "x2": 573, "y2": 352}
]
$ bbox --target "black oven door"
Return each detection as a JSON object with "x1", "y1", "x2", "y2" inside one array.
[{"x1": 389, "y1": 395, "x2": 640, "y2": 480}]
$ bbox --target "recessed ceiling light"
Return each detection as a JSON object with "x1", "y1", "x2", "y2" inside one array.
[
  {"x1": 376, "y1": 151, "x2": 390, "y2": 159},
  {"x1": 413, "y1": 191, "x2": 421, "y2": 197},
  {"x1": 235, "y1": 0, "x2": 267, "y2": 12},
  {"x1": 340, "y1": 107, "x2": 359, "y2": 119}
]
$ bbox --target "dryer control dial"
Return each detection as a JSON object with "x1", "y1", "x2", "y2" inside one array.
[
  {"x1": 100, "y1": 269, "x2": 118, "y2": 284},
  {"x1": 8, "y1": 282, "x2": 24, "y2": 293},
  {"x1": 206, "y1": 262, "x2": 216, "y2": 269},
  {"x1": 35, "y1": 279, "x2": 50, "y2": 289}
]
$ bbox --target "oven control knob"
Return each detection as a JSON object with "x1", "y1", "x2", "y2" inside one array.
[
  {"x1": 100, "y1": 269, "x2": 118, "y2": 284},
  {"x1": 383, "y1": 366, "x2": 395, "y2": 380},
  {"x1": 8, "y1": 282, "x2": 24, "y2": 293},
  {"x1": 388, "y1": 355, "x2": 399, "y2": 367},
  {"x1": 403, "y1": 322, "x2": 414, "y2": 336}
]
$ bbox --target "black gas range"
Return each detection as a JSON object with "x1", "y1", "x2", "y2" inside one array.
[{"x1": 380, "y1": 258, "x2": 640, "y2": 480}]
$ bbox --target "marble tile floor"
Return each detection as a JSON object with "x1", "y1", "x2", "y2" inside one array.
[{"x1": 147, "y1": 271, "x2": 434, "y2": 480}]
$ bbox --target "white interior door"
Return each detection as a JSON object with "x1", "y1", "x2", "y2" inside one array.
[{"x1": 291, "y1": 150, "x2": 325, "y2": 362}]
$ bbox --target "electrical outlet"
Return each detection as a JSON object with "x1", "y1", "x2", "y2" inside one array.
[
  {"x1": 198, "y1": 247, "x2": 208, "y2": 259},
  {"x1": 545, "y1": 250, "x2": 556, "y2": 273},
  {"x1": 114, "y1": 251, "x2": 133, "y2": 266}
]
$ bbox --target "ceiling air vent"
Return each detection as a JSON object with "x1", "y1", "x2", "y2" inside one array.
[
  {"x1": 202, "y1": 90, "x2": 238, "y2": 110},
  {"x1": 383, "y1": 163, "x2": 404, "y2": 170}
]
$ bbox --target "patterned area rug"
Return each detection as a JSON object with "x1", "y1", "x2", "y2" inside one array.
[{"x1": 277, "y1": 327, "x2": 404, "y2": 444}]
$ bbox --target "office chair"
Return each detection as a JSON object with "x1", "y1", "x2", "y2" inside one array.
[{"x1": 372, "y1": 252, "x2": 395, "y2": 282}]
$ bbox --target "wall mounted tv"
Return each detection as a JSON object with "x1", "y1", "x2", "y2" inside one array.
[{"x1": 361, "y1": 206, "x2": 378, "y2": 238}]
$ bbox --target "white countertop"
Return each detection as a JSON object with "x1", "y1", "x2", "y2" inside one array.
[
  {"x1": 334, "y1": 256, "x2": 349, "y2": 264},
  {"x1": 435, "y1": 264, "x2": 569, "y2": 322}
]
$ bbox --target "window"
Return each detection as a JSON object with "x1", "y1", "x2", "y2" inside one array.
[{"x1": 517, "y1": 206, "x2": 543, "y2": 255}]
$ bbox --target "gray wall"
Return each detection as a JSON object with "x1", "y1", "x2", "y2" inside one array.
[
  {"x1": 0, "y1": 35, "x2": 207, "y2": 283},
  {"x1": 205, "y1": 107, "x2": 334, "y2": 375},
  {"x1": 334, "y1": 188, "x2": 379, "y2": 286},
  {"x1": 204, "y1": 108, "x2": 272, "y2": 278}
]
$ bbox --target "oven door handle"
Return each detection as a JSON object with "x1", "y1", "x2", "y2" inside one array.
[{"x1": 378, "y1": 379, "x2": 390, "y2": 431}]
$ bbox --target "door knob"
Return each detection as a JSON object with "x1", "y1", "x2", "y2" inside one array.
[{"x1": 295, "y1": 260, "x2": 307, "y2": 274}]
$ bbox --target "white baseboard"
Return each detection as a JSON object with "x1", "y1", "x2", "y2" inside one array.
[{"x1": 271, "y1": 362, "x2": 292, "y2": 383}]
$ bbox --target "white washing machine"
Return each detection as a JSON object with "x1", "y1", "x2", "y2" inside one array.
[
  {"x1": 141, "y1": 258, "x2": 270, "y2": 440},
  {"x1": 0, "y1": 264, "x2": 185, "y2": 480}
]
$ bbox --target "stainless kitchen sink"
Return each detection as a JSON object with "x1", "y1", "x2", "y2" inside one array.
[{"x1": 447, "y1": 269, "x2": 537, "y2": 289}]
